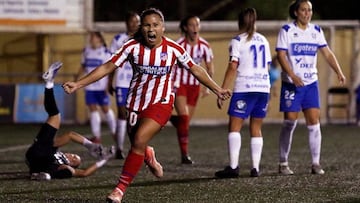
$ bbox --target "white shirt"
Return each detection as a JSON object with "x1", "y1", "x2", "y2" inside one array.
[
  {"x1": 276, "y1": 22, "x2": 328, "y2": 85},
  {"x1": 81, "y1": 46, "x2": 112, "y2": 91},
  {"x1": 110, "y1": 32, "x2": 133, "y2": 88},
  {"x1": 229, "y1": 32, "x2": 271, "y2": 93}
]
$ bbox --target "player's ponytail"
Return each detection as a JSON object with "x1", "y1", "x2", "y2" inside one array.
[{"x1": 238, "y1": 8, "x2": 257, "y2": 41}]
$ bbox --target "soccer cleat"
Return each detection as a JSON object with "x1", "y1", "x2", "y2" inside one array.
[
  {"x1": 250, "y1": 168, "x2": 259, "y2": 177},
  {"x1": 311, "y1": 164, "x2": 325, "y2": 175},
  {"x1": 30, "y1": 172, "x2": 51, "y2": 181},
  {"x1": 104, "y1": 145, "x2": 116, "y2": 160},
  {"x1": 106, "y1": 188, "x2": 123, "y2": 203},
  {"x1": 181, "y1": 155, "x2": 194, "y2": 164},
  {"x1": 89, "y1": 143, "x2": 106, "y2": 160},
  {"x1": 279, "y1": 164, "x2": 294, "y2": 175},
  {"x1": 215, "y1": 166, "x2": 239, "y2": 178},
  {"x1": 115, "y1": 149, "x2": 125, "y2": 160},
  {"x1": 144, "y1": 146, "x2": 163, "y2": 178},
  {"x1": 42, "y1": 61, "x2": 63, "y2": 82}
]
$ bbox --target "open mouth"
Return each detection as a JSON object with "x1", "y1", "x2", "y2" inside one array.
[{"x1": 147, "y1": 33, "x2": 156, "y2": 42}]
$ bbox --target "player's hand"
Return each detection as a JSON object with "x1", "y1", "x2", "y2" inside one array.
[
  {"x1": 290, "y1": 75, "x2": 304, "y2": 87},
  {"x1": 217, "y1": 97, "x2": 224, "y2": 109},
  {"x1": 108, "y1": 85, "x2": 115, "y2": 96},
  {"x1": 337, "y1": 72, "x2": 346, "y2": 85},
  {"x1": 216, "y1": 88, "x2": 231, "y2": 109},
  {"x1": 62, "y1": 82, "x2": 80, "y2": 94},
  {"x1": 217, "y1": 88, "x2": 232, "y2": 101}
]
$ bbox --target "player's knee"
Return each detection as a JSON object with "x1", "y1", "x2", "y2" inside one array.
[
  {"x1": 283, "y1": 119, "x2": 298, "y2": 130},
  {"x1": 131, "y1": 138, "x2": 147, "y2": 153}
]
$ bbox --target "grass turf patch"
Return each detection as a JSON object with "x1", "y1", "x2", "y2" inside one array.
[{"x1": 0, "y1": 123, "x2": 359, "y2": 202}]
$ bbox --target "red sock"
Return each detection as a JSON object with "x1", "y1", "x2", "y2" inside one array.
[
  {"x1": 116, "y1": 150, "x2": 144, "y2": 194},
  {"x1": 177, "y1": 115, "x2": 190, "y2": 156}
]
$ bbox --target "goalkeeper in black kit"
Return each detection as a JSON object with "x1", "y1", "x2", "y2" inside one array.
[{"x1": 25, "y1": 61, "x2": 114, "y2": 180}]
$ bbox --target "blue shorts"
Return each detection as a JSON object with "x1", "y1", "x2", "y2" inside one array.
[
  {"x1": 85, "y1": 90, "x2": 110, "y2": 106},
  {"x1": 116, "y1": 87, "x2": 129, "y2": 107},
  {"x1": 228, "y1": 92, "x2": 269, "y2": 119},
  {"x1": 280, "y1": 81, "x2": 320, "y2": 112}
]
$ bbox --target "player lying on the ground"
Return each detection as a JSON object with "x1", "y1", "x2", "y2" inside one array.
[{"x1": 25, "y1": 61, "x2": 114, "y2": 180}]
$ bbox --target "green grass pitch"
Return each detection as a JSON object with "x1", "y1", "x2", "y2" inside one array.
[{"x1": 0, "y1": 123, "x2": 359, "y2": 202}]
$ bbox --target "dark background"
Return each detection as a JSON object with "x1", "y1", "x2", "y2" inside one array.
[{"x1": 94, "y1": 0, "x2": 359, "y2": 22}]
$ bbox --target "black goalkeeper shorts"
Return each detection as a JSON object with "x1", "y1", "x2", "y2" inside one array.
[{"x1": 25, "y1": 123, "x2": 58, "y2": 173}]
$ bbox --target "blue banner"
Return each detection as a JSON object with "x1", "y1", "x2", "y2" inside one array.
[{"x1": 15, "y1": 84, "x2": 65, "y2": 123}]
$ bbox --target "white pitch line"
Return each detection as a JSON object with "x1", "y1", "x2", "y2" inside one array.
[{"x1": 0, "y1": 144, "x2": 30, "y2": 153}]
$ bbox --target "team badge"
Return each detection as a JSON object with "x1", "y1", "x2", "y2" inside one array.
[
  {"x1": 236, "y1": 100, "x2": 247, "y2": 110},
  {"x1": 160, "y1": 52, "x2": 168, "y2": 61},
  {"x1": 294, "y1": 33, "x2": 298, "y2": 38},
  {"x1": 286, "y1": 100, "x2": 292, "y2": 107},
  {"x1": 312, "y1": 33, "x2": 316, "y2": 39}
]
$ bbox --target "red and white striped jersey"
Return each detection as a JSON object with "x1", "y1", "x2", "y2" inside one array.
[
  {"x1": 110, "y1": 36, "x2": 195, "y2": 112},
  {"x1": 173, "y1": 37, "x2": 213, "y2": 86}
]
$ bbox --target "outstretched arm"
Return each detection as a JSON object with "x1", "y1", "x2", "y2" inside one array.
[
  {"x1": 189, "y1": 64, "x2": 231, "y2": 101},
  {"x1": 59, "y1": 159, "x2": 109, "y2": 178},
  {"x1": 201, "y1": 60, "x2": 215, "y2": 98},
  {"x1": 63, "y1": 61, "x2": 117, "y2": 94}
]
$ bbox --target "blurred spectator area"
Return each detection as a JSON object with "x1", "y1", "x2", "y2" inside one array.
[{"x1": 0, "y1": 20, "x2": 359, "y2": 124}]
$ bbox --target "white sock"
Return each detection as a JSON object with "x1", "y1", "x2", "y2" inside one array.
[
  {"x1": 105, "y1": 109, "x2": 116, "y2": 135},
  {"x1": 228, "y1": 132, "x2": 241, "y2": 169},
  {"x1": 251, "y1": 137, "x2": 263, "y2": 171},
  {"x1": 279, "y1": 119, "x2": 297, "y2": 164},
  {"x1": 117, "y1": 119, "x2": 127, "y2": 150},
  {"x1": 83, "y1": 138, "x2": 95, "y2": 150},
  {"x1": 90, "y1": 111, "x2": 101, "y2": 138},
  {"x1": 308, "y1": 123, "x2": 321, "y2": 165},
  {"x1": 45, "y1": 81, "x2": 54, "y2": 89}
]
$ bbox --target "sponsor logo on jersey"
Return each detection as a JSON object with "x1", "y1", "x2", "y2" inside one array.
[
  {"x1": 240, "y1": 73, "x2": 269, "y2": 81},
  {"x1": 295, "y1": 58, "x2": 302, "y2": 64},
  {"x1": 304, "y1": 72, "x2": 317, "y2": 79},
  {"x1": 291, "y1": 43, "x2": 317, "y2": 56},
  {"x1": 136, "y1": 64, "x2": 171, "y2": 75},
  {"x1": 84, "y1": 58, "x2": 103, "y2": 68},
  {"x1": 245, "y1": 84, "x2": 269, "y2": 89}
]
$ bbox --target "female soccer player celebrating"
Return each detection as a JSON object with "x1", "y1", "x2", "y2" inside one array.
[
  {"x1": 63, "y1": 8, "x2": 231, "y2": 203},
  {"x1": 171, "y1": 15, "x2": 215, "y2": 164},
  {"x1": 215, "y1": 8, "x2": 272, "y2": 178},
  {"x1": 276, "y1": 0, "x2": 345, "y2": 175},
  {"x1": 77, "y1": 32, "x2": 116, "y2": 144}
]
